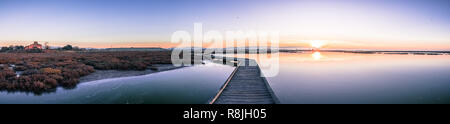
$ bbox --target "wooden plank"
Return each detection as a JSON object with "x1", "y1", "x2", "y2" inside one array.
[{"x1": 210, "y1": 59, "x2": 279, "y2": 104}]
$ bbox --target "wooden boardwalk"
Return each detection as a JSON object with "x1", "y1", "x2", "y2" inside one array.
[{"x1": 210, "y1": 59, "x2": 279, "y2": 104}]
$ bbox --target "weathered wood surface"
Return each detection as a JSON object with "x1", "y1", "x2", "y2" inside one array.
[{"x1": 211, "y1": 59, "x2": 279, "y2": 104}]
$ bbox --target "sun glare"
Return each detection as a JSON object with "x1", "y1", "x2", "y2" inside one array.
[
  {"x1": 312, "y1": 52, "x2": 322, "y2": 60},
  {"x1": 310, "y1": 40, "x2": 325, "y2": 49}
]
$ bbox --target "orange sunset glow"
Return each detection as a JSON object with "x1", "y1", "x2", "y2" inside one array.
[{"x1": 1, "y1": 0, "x2": 449, "y2": 51}]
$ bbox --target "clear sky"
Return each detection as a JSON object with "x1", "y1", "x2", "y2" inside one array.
[{"x1": 0, "y1": 0, "x2": 449, "y2": 50}]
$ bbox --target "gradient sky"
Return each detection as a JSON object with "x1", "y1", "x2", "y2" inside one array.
[{"x1": 0, "y1": 0, "x2": 449, "y2": 50}]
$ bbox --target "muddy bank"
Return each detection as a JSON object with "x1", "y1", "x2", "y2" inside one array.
[{"x1": 80, "y1": 64, "x2": 183, "y2": 83}]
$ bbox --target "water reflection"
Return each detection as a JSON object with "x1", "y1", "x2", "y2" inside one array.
[
  {"x1": 312, "y1": 52, "x2": 322, "y2": 60},
  {"x1": 267, "y1": 52, "x2": 450, "y2": 104},
  {"x1": 0, "y1": 61, "x2": 235, "y2": 104}
]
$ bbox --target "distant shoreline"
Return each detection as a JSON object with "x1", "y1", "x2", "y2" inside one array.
[{"x1": 279, "y1": 49, "x2": 450, "y2": 55}]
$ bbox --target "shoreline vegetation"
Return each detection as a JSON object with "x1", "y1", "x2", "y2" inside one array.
[{"x1": 0, "y1": 51, "x2": 173, "y2": 95}]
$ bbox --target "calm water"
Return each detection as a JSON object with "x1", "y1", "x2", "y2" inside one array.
[
  {"x1": 266, "y1": 52, "x2": 450, "y2": 104},
  {"x1": 0, "y1": 61, "x2": 234, "y2": 104}
]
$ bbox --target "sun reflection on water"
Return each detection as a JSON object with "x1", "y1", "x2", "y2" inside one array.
[{"x1": 312, "y1": 52, "x2": 322, "y2": 60}]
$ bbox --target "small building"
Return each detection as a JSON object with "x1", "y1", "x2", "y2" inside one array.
[{"x1": 25, "y1": 41, "x2": 43, "y2": 50}]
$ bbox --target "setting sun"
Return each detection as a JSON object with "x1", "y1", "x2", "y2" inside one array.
[{"x1": 310, "y1": 40, "x2": 325, "y2": 49}]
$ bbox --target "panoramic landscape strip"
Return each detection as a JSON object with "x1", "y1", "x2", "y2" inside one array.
[{"x1": 0, "y1": 0, "x2": 449, "y2": 122}]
